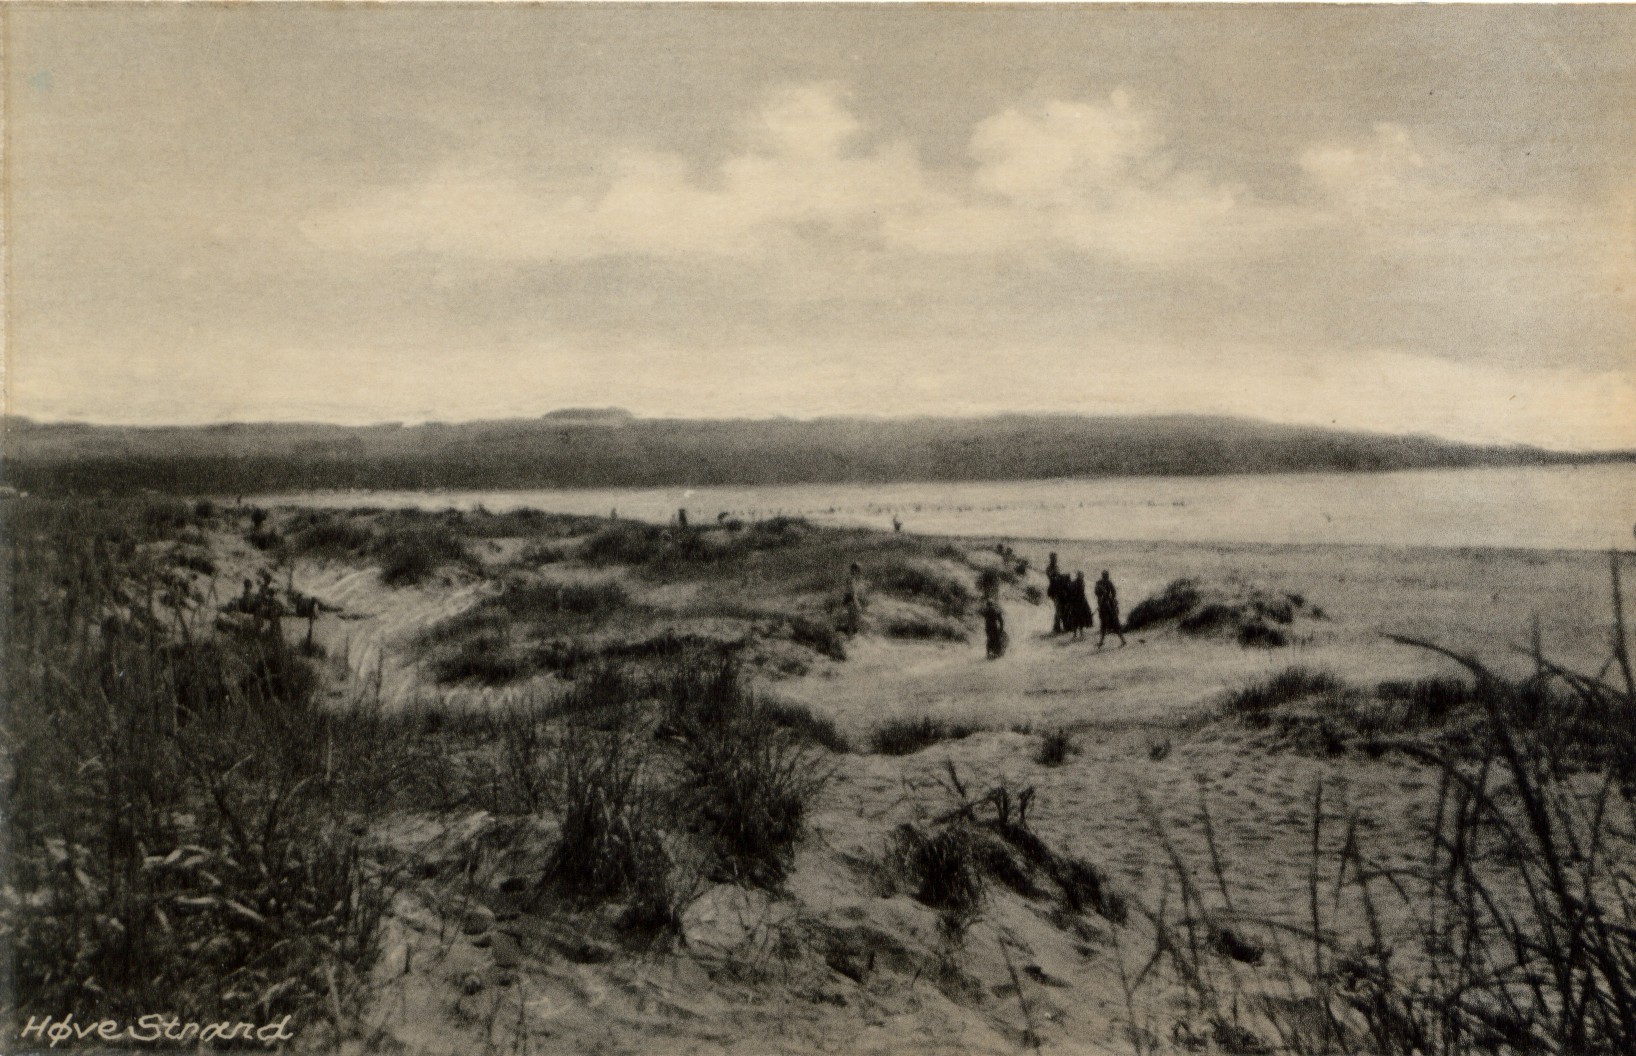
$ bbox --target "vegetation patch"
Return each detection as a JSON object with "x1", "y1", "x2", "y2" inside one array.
[
  {"x1": 870, "y1": 560, "x2": 974, "y2": 619},
  {"x1": 870, "y1": 716, "x2": 983, "y2": 756},
  {"x1": 883, "y1": 774, "x2": 1125, "y2": 934},
  {"x1": 1034, "y1": 729, "x2": 1074, "y2": 767},
  {"x1": 6, "y1": 498, "x2": 392, "y2": 1033},
  {"x1": 883, "y1": 614, "x2": 969, "y2": 642},
  {"x1": 1128, "y1": 577, "x2": 1313, "y2": 647}
]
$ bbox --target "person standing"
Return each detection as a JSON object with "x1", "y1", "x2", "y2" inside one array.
[
  {"x1": 1046, "y1": 553, "x2": 1065, "y2": 634},
  {"x1": 981, "y1": 596, "x2": 1008, "y2": 659},
  {"x1": 1067, "y1": 572, "x2": 1094, "y2": 640},
  {"x1": 1096, "y1": 570, "x2": 1127, "y2": 647}
]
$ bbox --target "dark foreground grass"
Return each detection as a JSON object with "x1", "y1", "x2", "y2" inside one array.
[{"x1": 4, "y1": 498, "x2": 392, "y2": 1037}]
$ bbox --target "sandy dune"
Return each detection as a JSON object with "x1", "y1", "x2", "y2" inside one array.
[{"x1": 256, "y1": 525, "x2": 1621, "y2": 1055}]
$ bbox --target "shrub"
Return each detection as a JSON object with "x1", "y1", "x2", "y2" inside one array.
[
  {"x1": 1236, "y1": 622, "x2": 1289, "y2": 648},
  {"x1": 884, "y1": 615, "x2": 969, "y2": 642},
  {"x1": 581, "y1": 522, "x2": 669, "y2": 566},
  {"x1": 520, "y1": 542, "x2": 569, "y2": 565},
  {"x1": 761, "y1": 698, "x2": 850, "y2": 753},
  {"x1": 872, "y1": 561, "x2": 974, "y2": 618},
  {"x1": 142, "y1": 500, "x2": 195, "y2": 536},
  {"x1": 429, "y1": 632, "x2": 527, "y2": 686},
  {"x1": 1223, "y1": 667, "x2": 1344, "y2": 722},
  {"x1": 245, "y1": 528, "x2": 283, "y2": 552},
  {"x1": 377, "y1": 525, "x2": 468, "y2": 587},
  {"x1": 660, "y1": 659, "x2": 832, "y2": 886},
  {"x1": 553, "y1": 662, "x2": 647, "y2": 720},
  {"x1": 869, "y1": 716, "x2": 981, "y2": 756},
  {"x1": 1178, "y1": 602, "x2": 1235, "y2": 635},
  {"x1": 502, "y1": 579, "x2": 629, "y2": 619},
  {"x1": 1035, "y1": 729, "x2": 1073, "y2": 766},
  {"x1": 1376, "y1": 675, "x2": 1477, "y2": 726},
  {"x1": 542, "y1": 724, "x2": 671, "y2": 908},
  {"x1": 680, "y1": 712, "x2": 830, "y2": 886},
  {"x1": 1126, "y1": 578, "x2": 1202, "y2": 631},
  {"x1": 891, "y1": 823, "x2": 987, "y2": 924},
  {"x1": 290, "y1": 515, "x2": 376, "y2": 557},
  {"x1": 788, "y1": 615, "x2": 848, "y2": 660}
]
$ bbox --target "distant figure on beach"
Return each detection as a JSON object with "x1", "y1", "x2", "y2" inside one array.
[
  {"x1": 1096, "y1": 571, "x2": 1127, "y2": 647},
  {"x1": 841, "y1": 561, "x2": 867, "y2": 632},
  {"x1": 1045, "y1": 553, "x2": 1065, "y2": 634},
  {"x1": 677, "y1": 508, "x2": 688, "y2": 528},
  {"x1": 843, "y1": 562, "x2": 866, "y2": 608},
  {"x1": 981, "y1": 596, "x2": 1007, "y2": 659},
  {"x1": 892, "y1": 516, "x2": 903, "y2": 533},
  {"x1": 1066, "y1": 572, "x2": 1094, "y2": 640}
]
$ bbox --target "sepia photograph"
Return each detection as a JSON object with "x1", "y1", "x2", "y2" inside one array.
[{"x1": 4, "y1": 3, "x2": 1636, "y2": 1053}]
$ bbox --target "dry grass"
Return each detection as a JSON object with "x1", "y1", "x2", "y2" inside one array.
[
  {"x1": 1120, "y1": 556, "x2": 1636, "y2": 1056},
  {"x1": 869, "y1": 716, "x2": 983, "y2": 756},
  {"x1": 4, "y1": 498, "x2": 393, "y2": 1034}
]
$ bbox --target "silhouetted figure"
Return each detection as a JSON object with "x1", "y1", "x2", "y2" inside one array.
[
  {"x1": 677, "y1": 508, "x2": 688, "y2": 528},
  {"x1": 892, "y1": 516, "x2": 903, "y2": 533},
  {"x1": 1046, "y1": 571, "x2": 1067, "y2": 634},
  {"x1": 1096, "y1": 571, "x2": 1127, "y2": 648},
  {"x1": 981, "y1": 597, "x2": 1008, "y2": 659},
  {"x1": 1066, "y1": 572, "x2": 1094, "y2": 640}
]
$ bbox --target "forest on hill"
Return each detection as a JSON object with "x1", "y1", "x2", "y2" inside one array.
[{"x1": 4, "y1": 413, "x2": 1625, "y2": 495}]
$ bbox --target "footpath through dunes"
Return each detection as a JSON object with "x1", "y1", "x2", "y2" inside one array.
[{"x1": 21, "y1": 497, "x2": 1630, "y2": 1056}]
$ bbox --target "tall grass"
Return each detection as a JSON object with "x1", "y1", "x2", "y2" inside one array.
[
  {"x1": 3, "y1": 498, "x2": 391, "y2": 1034},
  {"x1": 658, "y1": 657, "x2": 835, "y2": 886},
  {"x1": 1123, "y1": 555, "x2": 1636, "y2": 1055}
]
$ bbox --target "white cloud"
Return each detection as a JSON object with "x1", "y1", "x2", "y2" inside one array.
[{"x1": 303, "y1": 84, "x2": 1258, "y2": 269}]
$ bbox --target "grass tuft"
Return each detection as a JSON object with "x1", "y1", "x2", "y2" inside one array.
[{"x1": 870, "y1": 716, "x2": 982, "y2": 756}]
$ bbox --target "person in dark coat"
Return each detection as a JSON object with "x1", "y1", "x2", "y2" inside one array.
[
  {"x1": 1045, "y1": 553, "x2": 1065, "y2": 634},
  {"x1": 1095, "y1": 570, "x2": 1127, "y2": 647},
  {"x1": 981, "y1": 597, "x2": 1008, "y2": 659},
  {"x1": 1067, "y1": 572, "x2": 1095, "y2": 640}
]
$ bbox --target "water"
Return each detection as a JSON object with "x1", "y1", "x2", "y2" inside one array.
[{"x1": 263, "y1": 464, "x2": 1636, "y2": 552}]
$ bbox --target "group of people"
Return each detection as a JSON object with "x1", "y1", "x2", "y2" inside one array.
[{"x1": 1045, "y1": 553, "x2": 1127, "y2": 647}]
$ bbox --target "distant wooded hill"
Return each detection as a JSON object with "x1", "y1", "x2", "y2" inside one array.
[{"x1": 4, "y1": 413, "x2": 1627, "y2": 495}]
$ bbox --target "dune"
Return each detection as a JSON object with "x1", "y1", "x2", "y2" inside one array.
[{"x1": 15, "y1": 497, "x2": 1628, "y2": 1055}]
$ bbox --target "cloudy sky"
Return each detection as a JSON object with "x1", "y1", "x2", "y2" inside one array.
[{"x1": 7, "y1": 4, "x2": 1634, "y2": 448}]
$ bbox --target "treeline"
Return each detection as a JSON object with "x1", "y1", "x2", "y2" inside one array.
[{"x1": 4, "y1": 413, "x2": 1623, "y2": 495}]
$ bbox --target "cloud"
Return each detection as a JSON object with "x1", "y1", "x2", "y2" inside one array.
[
  {"x1": 292, "y1": 83, "x2": 1632, "y2": 411},
  {"x1": 302, "y1": 84, "x2": 1256, "y2": 269},
  {"x1": 882, "y1": 92, "x2": 1250, "y2": 265},
  {"x1": 302, "y1": 83, "x2": 938, "y2": 261}
]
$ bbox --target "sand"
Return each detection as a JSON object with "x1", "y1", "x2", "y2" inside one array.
[{"x1": 236, "y1": 523, "x2": 1623, "y2": 1056}]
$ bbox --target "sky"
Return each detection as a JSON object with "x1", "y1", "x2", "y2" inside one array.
[{"x1": 5, "y1": 4, "x2": 1635, "y2": 450}]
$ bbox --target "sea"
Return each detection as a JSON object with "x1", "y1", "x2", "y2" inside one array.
[{"x1": 263, "y1": 463, "x2": 1636, "y2": 552}]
